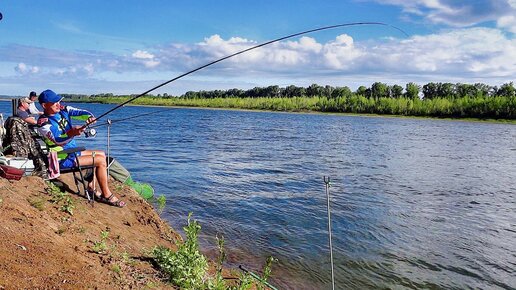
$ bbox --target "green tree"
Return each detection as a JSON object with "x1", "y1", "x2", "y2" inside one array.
[
  {"x1": 473, "y1": 83, "x2": 491, "y2": 97},
  {"x1": 306, "y1": 84, "x2": 323, "y2": 97},
  {"x1": 405, "y1": 82, "x2": 420, "y2": 99},
  {"x1": 496, "y1": 82, "x2": 516, "y2": 97},
  {"x1": 356, "y1": 86, "x2": 367, "y2": 96},
  {"x1": 391, "y1": 84, "x2": 403, "y2": 99},
  {"x1": 371, "y1": 82, "x2": 390, "y2": 99},
  {"x1": 423, "y1": 82, "x2": 439, "y2": 100},
  {"x1": 437, "y1": 82, "x2": 456, "y2": 99},
  {"x1": 265, "y1": 85, "x2": 280, "y2": 98},
  {"x1": 323, "y1": 85, "x2": 334, "y2": 98},
  {"x1": 331, "y1": 86, "x2": 352, "y2": 98}
]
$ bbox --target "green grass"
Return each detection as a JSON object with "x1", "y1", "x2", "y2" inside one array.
[
  {"x1": 92, "y1": 229, "x2": 110, "y2": 254},
  {"x1": 156, "y1": 195, "x2": 166, "y2": 215},
  {"x1": 111, "y1": 264, "x2": 121, "y2": 274},
  {"x1": 46, "y1": 182, "x2": 75, "y2": 215},
  {"x1": 73, "y1": 95, "x2": 516, "y2": 121},
  {"x1": 28, "y1": 197, "x2": 46, "y2": 211},
  {"x1": 152, "y1": 213, "x2": 273, "y2": 290}
]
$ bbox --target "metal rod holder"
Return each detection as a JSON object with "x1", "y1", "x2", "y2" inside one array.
[{"x1": 324, "y1": 176, "x2": 335, "y2": 290}]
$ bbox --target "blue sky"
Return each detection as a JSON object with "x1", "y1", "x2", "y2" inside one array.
[{"x1": 0, "y1": 0, "x2": 515, "y2": 96}]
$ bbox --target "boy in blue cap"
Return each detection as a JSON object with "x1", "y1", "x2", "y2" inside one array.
[{"x1": 37, "y1": 89, "x2": 125, "y2": 207}]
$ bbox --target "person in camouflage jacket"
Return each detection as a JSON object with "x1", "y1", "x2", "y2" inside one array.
[{"x1": 2, "y1": 116, "x2": 47, "y2": 176}]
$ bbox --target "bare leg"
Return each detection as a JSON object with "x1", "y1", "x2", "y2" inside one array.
[
  {"x1": 76, "y1": 151, "x2": 122, "y2": 203},
  {"x1": 82, "y1": 150, "x2": 105, "y2": 191}
]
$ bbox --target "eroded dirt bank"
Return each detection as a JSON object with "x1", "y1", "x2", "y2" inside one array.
[{"x1": 0, "y1": 174, "x2": 180, "y2": 289}]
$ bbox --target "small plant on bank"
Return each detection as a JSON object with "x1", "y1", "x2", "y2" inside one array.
[
  {"x1": 46, "y1": 181, "x2": 75, "y2": 215},
  {"x1": 60, "y1": 196, "x2": 75, "y2": 215},
  {"x1": 156, "y1": 194, "x2": 166, "y2": 215},
  {"x1": 152, "y1": 213, "x2": 272, "y2": 290},
  {"x1": 56, "y1": 227, "x2": 67, "y2": 235},
  {"x1": 28, "y1": 197, "x2": 46, "y2": 211},
  {"x1": 257, "y1": 256, "x2": 278, "y2": 290},
  {"x1": 206, "y1": 234, "x2": 227, "y2": 290},
  {"x1": 92, "y1": 229, "x2": 110, "y2": 254},
  {"x1": 48, "y1": 183, "x2": 67, "y2": 204},
  {"x1": 152, "y1": 213, "x2": 208, "y2": 289},
  {"x1": 111, "y1": 264, "x2": 121, "y2": 274}
]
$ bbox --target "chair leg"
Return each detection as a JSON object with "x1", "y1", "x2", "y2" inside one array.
[
  {"x1": 72, "y1": 152, "x2": 93, "y2": 204},
  {"x1": 70, "y1": 170, "x2": 82, "y2": 195}
]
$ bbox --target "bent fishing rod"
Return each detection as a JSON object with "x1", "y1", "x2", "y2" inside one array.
[{"x1": 83, "y1": 22, "x2": 408, "y2": 128}]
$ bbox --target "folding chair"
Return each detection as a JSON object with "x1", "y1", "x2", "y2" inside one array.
[{"x1": 54, "y1": 146, "x2": 96, "y2": 202}]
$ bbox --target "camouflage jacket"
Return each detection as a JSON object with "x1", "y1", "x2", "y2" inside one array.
[{"x1": 2, "y1": 116, "x2": 46, "y2": 170}]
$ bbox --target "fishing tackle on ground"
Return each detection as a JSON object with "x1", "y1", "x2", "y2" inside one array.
[{"x1": 83, "y1": 22, "x2": 409, "y2": 128}]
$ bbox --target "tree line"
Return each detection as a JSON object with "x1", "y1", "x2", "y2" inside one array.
[
  {"x1": 178, "y1": 82, "x2": 515, "y2": 100},
  {"x1": 66, "y1": 81, "x2": 516, "y2": 120}
]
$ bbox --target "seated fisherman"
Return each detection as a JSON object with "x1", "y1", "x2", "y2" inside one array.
[
  {"x1": 37, "y1": 89, "x2": 125, "y2": 207},
  {"x1": 3, "y1": 99, "x2": 47, "y2": 177},
  {"x1": 28, "y1": 91, "x2": 43, "y2": 115},
  {"x1": 16, "y1": 97, "x2": 37, "y2": 125}
]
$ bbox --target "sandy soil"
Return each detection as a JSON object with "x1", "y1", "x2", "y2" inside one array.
[{"x1": 0, "y1": 173, "x2": 181, "y2": 289}]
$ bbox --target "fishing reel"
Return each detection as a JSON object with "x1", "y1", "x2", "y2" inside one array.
[{"x1": 84, "y1": 127, "x2": 97, "y2": 138}]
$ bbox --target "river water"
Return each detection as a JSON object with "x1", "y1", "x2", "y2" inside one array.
[{"x1": 2, "y1": 101, "x2": 515, "y2": 289}]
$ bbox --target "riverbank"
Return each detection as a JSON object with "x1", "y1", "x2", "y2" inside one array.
[
  {"x1": 0, "y1": 174, "x2": 179, "y2": 289},
  {"x1": 71, "y1": 98, "x2": 516, "y2": 125},
  {"x1": 69, "y1": 94, "x2": 516, "y2": 122}
]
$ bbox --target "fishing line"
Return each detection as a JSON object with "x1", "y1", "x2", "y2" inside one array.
[
  {"x1": 89, "y1": 108, "x2": 171, "y2": 129},
  {"x1": 84, "y1": 22, "x2": 408, "y2": 128}
]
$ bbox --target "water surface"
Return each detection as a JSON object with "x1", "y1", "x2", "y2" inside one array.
[{"x1": 2, "y1": 102, "x2": 515, "y2": 289}]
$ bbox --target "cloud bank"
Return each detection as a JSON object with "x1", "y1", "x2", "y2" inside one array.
[{"x1": 0, "y1": 26, "x2": 514, "y2": 94}]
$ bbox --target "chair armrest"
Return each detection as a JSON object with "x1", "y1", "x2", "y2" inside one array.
[{"x1": 59, "y1": 146, "x2": 86, "y2": 154}]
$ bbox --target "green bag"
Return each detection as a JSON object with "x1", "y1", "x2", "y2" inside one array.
[
  {"x1": 124, "y1": 177, "x2": 154, "y2": 200},
  {"x1": 108, "y1": 157, "x2": 154, "y2": 200}
]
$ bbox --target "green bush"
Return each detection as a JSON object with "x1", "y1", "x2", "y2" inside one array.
[{"x1": 152, "y1": 213, "x2": 208, "y2": 289}]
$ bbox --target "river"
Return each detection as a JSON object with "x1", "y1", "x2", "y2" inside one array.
[{"x1": 2, "y1": 102, "x2": 515, "y2": 289}]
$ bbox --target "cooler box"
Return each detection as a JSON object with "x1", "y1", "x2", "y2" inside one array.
[{"x1": 7, "y1": 157, "x2": 35, "y2": 176}]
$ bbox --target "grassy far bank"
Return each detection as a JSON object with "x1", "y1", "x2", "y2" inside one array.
[{"x1": 70, "y1": 95, "x2": 516, "y2": 122}]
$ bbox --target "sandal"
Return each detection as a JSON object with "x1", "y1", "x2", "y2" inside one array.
[{"x1": 97, "y1": 193, "x2": 126, "y2": 208}]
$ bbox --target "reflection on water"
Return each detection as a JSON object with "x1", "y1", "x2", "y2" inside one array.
[{"x1": 2, "y1": 102, "x2": 515, "y2": 289}]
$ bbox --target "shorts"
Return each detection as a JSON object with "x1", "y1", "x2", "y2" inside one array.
[{"x1": 59, "y1": 152, "x2": 81, "y2": 169}]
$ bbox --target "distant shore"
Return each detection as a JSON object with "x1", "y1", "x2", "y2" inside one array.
[{"x1": 70, "y1": 98, "x2": 516, "y2": 125}]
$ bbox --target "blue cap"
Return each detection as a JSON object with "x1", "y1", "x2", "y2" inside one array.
[{"x1": 39, "y1": 89, "x2": 63, "y2": 104}]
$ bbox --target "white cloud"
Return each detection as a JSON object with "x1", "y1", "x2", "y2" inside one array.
[
  {"x1": 132, "y1": 50, "x2": 155, "y2": 59},
  {"x1": 322, "y1": 34, "x2": 363, "y2": 69},
  {"x1": 192, "y1": 34, "x2": 361, "y2": 70},
  {"x1": 143, "y1": 60, "x2": 160, "y2": 68},
  {"x1": 51, "y1": 64, "x2": 95, "y2": 77},
  {"x1": 497, "y1": 15, "x2": 516, "y2": 33},
  {"x1": 374, "y1": 0, "x2": 516, "y2": 28},
  {"x1": 132, "y1": 50, "x2": 160, "y2": 68},
  {"x1": 371, "y1": 27, "x2": 516, "y2": 77},
  {"x1": 285, "y1": 36, "x2": 322, "y2": 53},
  {"x1": 15, "y1": 63, "x2": 40, "y2": 74},
  {"x1": 2, "y1": 26, "x2": 515, "y2": 95},
  {"x1": 184, "y1": 29, "x2": 516, "y2": 78}
]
